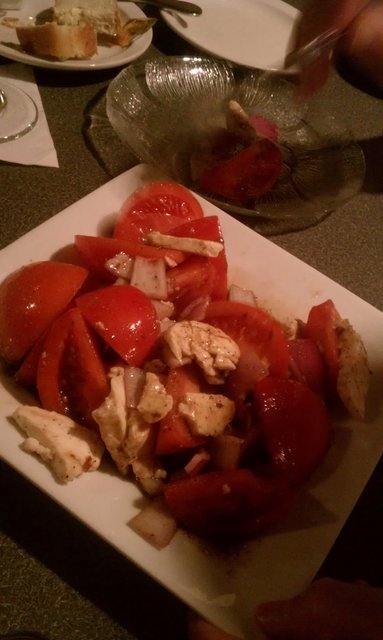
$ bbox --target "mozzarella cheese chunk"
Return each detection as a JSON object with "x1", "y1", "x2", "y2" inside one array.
[
  {"x1": 13, "y1": 405, "x2": 104, "y2": 483},
  {"x1": 92, "y1": 367, "x2": 166, "y2": 494},
  {"x1": 162, "y1": 320, "x2": 240, "y2": 383},
  {"x1": 146, "y1": 230, "x2": 223, "y2": 258},
  {"x1": 178, "y1": 392, "x2": 235, "y2": 436},
  {"x1": 137, "y1": 372, "x2": 173, "y2": 423},
  {"x1": 336, "y1": 319, "x2": 370, "y2": 420}
]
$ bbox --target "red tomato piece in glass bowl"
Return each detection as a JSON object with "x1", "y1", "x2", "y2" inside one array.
[
  {"x1": 113, "y1": 181, "x2": 204, "y2": 241},
  {"x1": 199, "y1": 140, "x2": 282, "y2": 204},
  {"x1": 37, "y1": 307, "x2": 109, "y2": 425},
  {"x1": 75, "y1": 284, "x2": 160, "y2": 366},
  {"x1": 254, "y1": 377, "x2": 332, "y2": 485},
  {"x1": 0, "y1": 261, "x2": 88, "y2": 364}
]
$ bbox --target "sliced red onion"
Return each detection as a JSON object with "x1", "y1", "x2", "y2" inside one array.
[
  {"x1": 124, "y1": 366, "x2": 145, "y2": 408},
  {"x1": 128, "y1": 496, "x2": 178, "y2": 550},
  {"x1": 179, "y1": 296, "x2": 211, "y2": 321},
  {"x1": 228, "y1": 284, "x2": 257, "y2": 306},
  {"x1": 184, "y1": 448, "x2": 211, "y2": 476},
  {"x1": 209, "y1": 434, "x2": 244, "y2": 470},
  {"x1": 130, "y1": 256, "x2": 168, "y2": 300},
  {"x1": 105, "y1": 252, "x2": 134, "y2": 280},
  {"x1": 151, "y1": 299, "x2": 175, "y2": 320}
]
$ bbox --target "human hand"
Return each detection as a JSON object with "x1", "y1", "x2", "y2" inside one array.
[
  {"x1": 187, "y1": 578, "x2": 383, "y2": 640},
  {"x1": 255, "y1": 578, "x2": 383, "y2": 640},
  {"x1": 290, "y1": 0, "x2": 383, "y2": 99}
]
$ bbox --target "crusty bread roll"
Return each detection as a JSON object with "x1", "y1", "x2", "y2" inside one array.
[{"x1": 16, "y1": 22, "x2": 97, "y2": 60}]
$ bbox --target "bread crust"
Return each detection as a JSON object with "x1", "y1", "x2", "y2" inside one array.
[{"x1": 16, "y1": 22, "x2": 97, "y2": 60}]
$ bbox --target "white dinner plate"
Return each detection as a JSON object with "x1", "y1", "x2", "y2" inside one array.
[
  {"x1": 1, "y1": 164, "x2": 383, "y2": 639},
  {"x1": 161, "y1": 0, "x2": 300, "y2": 71},
  {"x1": 0, "y1": 0, "x2": 153, "y2": 70}
]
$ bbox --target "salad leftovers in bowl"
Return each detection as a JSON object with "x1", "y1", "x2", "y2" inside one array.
[{"x1": 106, "y1": 56, "x2": 365, "y2": 234}]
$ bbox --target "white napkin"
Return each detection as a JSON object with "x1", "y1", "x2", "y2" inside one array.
[{"x1": 0, "y1": 62, "x2": 59, "y2": 167}]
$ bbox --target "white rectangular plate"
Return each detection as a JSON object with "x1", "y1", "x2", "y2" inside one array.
[{"x1": 1, "y1": 164, "x2": 383, "y2": 639}]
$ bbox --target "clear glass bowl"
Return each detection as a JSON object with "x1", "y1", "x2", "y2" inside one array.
[{"x1": 106, "y1": 55, "x2": 365, "y2": 234}]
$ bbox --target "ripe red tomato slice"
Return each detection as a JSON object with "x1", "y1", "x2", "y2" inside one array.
[
  {"x1": 199, "y1": 140, "x2": 282, "y2": 204},
  {"x1": 288, "y1": 337, "x2": 325, "y2": 395},
  {"x1": 305, "y1": 299, "x2": 341, "y2": 395},
  {"x1": 156, "y1": 364, "x2": 206, "y2": 455},
  {"x1": 0, "y1": 261, "x2": 88, "y2": 363},
  {"x1": 37, "y1": 307, "x2": 109, "y2": 425},
  {"x1": 166, "y1": 255, "x2": 216, "y2": 314},
  {"x1": 163, "y1": 469, "x2": 293, "y2": 539},
  {"x1": 113, "y1": 181, "x2": 204, "y2": 240},
  {"x1": 75, "y1": 285, "x2": 160, "y2": 366},
  {"x1": 74, "y1": 235, "x2": 185, "y2": 282},
  {"x1": 204, "y1": 300, "x2": 289, "y2": 379},
  {"x1": 254, "y1": 377, "x2": 332, "y2": 485},
  {"x1": 14, "y1": 333, "x2": 46, "y2": 388},
  {"x1": 169, "y1": 215, "x2": 228, "y2": 300}
]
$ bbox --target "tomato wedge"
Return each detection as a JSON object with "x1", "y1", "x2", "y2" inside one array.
[
  {"x1": 170, "y1": 215, "x2": 228, "y2": 300},
  {"x1": 205, "y1": 300, "x2": 289, "y2": 379},
  {"x1": 199, "y1": 140, "x2": 282, "y2": 204},
  {"x1": 113, "y1": 181, "x2": 204, "y2": 240},
  {"x1": 163, "y1": 469, "x2": 293, "y2": 539},
  {"x1": 74, "y1": 235, "x2": 184, "y2": 282},
  {"x1": 75, "y1": 285, "x2": 160, "y2": 366},
  {"x1": 37, "y1": 307, "x2": 109, "y2": 425},
  {"x1": 254, "y1": 377, "x2": 332, "y2": 485},
  {"x1": 156, "y1": 364, "x2": 206, "y2": 455},
  {"x1": 0, "y1": 261, "x2": 88, "y2": 363}
]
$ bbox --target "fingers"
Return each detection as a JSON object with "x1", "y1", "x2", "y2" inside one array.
[
  {"x1": 290, "y1": 0, "x2": 372, "y2": 99},
  {"x1": 187, "y1": 612, "x2": 240, "y2": 640},
  {"x1": 336, "y1": 2, "x2": 383, "y2": 91},
  {"x1": 254, "y1": 578, "x2": 383, "y2": 640}
]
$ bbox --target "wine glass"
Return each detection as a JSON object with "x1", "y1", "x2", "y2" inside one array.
[{"x1": 0, "y1": 79, "x2": 38, "y2": 144}]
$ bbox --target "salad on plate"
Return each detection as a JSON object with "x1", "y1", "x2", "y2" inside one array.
[{"x1": 0, "y1": 180, "x2": 371, "y2": 551}]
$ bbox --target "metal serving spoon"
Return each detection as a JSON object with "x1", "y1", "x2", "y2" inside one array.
[{"x1": 122, "y1": 0, "x2": 202, "y2": 15}]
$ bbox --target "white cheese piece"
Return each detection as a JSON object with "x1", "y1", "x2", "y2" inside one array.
[
  {"x1": 137, "y1": 372, "x2": 173, "y2": 423},
  {"x1": 13, "y1": 405, "x2": 104, "y2": 483},
  {"x1": 92, "y1": 367, "x2": 166, "y2": 494},
  {"x1": 178, "y1": 392, "x2": 235, "y2": 436},
  {"x1": 162, "y1": 320, "x2": 240, "y2": 384},
  {"x1": 336, "y1": 319, "x2": 370, "y2": 421},
  {"x1": 146, "y1": 230, "x2": 223, "y2": 258}
]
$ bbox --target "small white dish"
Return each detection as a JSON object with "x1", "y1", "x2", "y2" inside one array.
[
  {"x1": 0, "y1": 0, "x2": 153, "y2": 70},
  {"x1": 161, "y1": 0, "x2": 299, "y2": 71},
  {"x1": 1, "y1": 164, "x2": 383, "y2": 639}
]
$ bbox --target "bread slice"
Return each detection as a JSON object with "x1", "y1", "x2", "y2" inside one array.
[
  {"x1": 54, "y1": 0, "x2": 121, "y2": 36},
  {"x1": 16, "y1": 22, "x2": 97, "y2": 60}
]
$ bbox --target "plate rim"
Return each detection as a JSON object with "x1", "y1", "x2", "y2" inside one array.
[
  {"x1": 0, "y1": 0, "x2": 153, "y2": 70},
  {"x1": 1, "y1": 164, "x2": 383, "y2": 639},
  {"x1": 160, "y1": 0, "x2": 300, "y2": 71}
]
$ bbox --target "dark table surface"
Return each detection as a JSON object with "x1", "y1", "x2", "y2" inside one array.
[{"x1": 1, "y1": 2, "x2": 383, "y2": 639}]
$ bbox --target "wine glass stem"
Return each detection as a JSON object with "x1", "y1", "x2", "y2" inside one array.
[{"x1": 0, "y1": 89, "x2": 7, "y2": 113}]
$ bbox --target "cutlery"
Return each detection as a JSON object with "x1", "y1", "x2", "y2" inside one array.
[{"x1": 122, "y1": 0, "x2": 202, "y2": 15}]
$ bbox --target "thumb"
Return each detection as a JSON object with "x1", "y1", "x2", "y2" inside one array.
[{"x1": 187, "y1": 612, "x2": 241, "y2": 640}]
